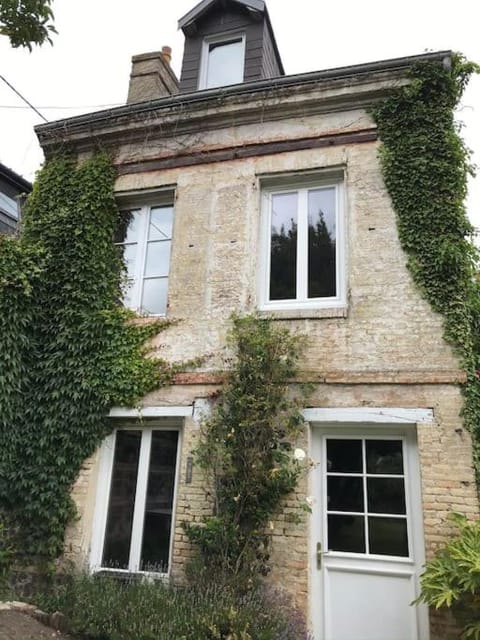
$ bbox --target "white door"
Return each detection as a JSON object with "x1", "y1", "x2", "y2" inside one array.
[{"x1": 310, "y1": 426, "x2": 429, "y2": 640}]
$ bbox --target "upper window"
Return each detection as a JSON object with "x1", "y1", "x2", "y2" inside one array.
[
  {"x1": 199, "y1": 33, "x2": 245, "y2": 89},
  {"x1": 0, "y1": 191, "x2": 19, "y2": 220},
  {"x1": 259, "y1": 179, "x2": 345, "y2": 310},
  {"x1": 115, "y1": 198, "x2": 174, "y2": 316}
]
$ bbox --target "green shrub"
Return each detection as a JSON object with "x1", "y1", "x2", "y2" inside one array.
[
  {"x1": 31, "y1": 572, "x2": 311, "y2": 640},
  {"x1": 418, "y1": 513, "x2": 480, "y2": 639}
]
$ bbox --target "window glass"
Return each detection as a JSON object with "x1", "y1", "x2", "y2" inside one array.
[
  {"x1": 141, "y1": 278, "x2": 168, "y2": 316},
  {"x1": 328, "y1": 515, "x2": 365, "y2": 553},
  {"x1": 327, "y1": 439, "x2": 362, "y2": 473},
  {"x1": 366, "y1": 440, "x2": 404, "y2": 474},
  {"x1": 326, "y1": 438, "x2": 409, "y2": 558},
  {"x1": 115, "y1": 202, "x2": 173, "y2": 316},
  {"x1": 328, "y1": 476, "x2": 363, "y2": 512},
  {"x1": 308, "y1": 188, "x2": 336, "y2": 298},
  {"x1": 205, "y1": 38, "x2": 244, "y2": 89},
  {"x1": 0, "y1": 192, "x2": 19, "y2": 219},
  {"x1": 369, "y1": 517, "x2": 408, "y2": 557},
  {"x1": 101, "y1": 429, "x2": 179, "y2": 574},
  {"x1": 149, "y1": 206, "x2": 173, "y2": 240},
  {"x1": 262, "y1": 181, "x2": 342, "y2": 308},
  {"x1": 102, "y1": 430, "x2": 141, "y2": 569},
  {"x1": 144, "y1": 241, "x2": 171, "y2": 278},
  {"x1": 140, "y1": 431, "x2": 178, "y2": 571},
  {"x1": 270, "y1": 192, "x2": 297, "y2": 300}
]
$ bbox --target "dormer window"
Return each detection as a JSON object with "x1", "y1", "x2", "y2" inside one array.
[
  {"x1": 178, "y1": 0, "x2": 284, "y2": 94},
  {"x1": 199, "y1": 33, "x2": 246, "y2": 89}
]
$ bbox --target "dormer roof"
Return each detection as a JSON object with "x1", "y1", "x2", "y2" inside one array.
[{"x1": 178, "y1": 0, "x2": 265, "y2": 32}]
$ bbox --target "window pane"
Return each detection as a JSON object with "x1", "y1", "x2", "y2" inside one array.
[
  {"x1": 366, "y1": 440, "x2": 404, "y2": 474},
  {"x1": 206, "y1": 38, "x2": 244, "y2": 88},
  {"x1": 0, "y1": 192, "x2": 19, "y2": 219},
  {"x1": 308, "y1": 188, "x2": 336, "y2": 298},
  {"x1": 327, "y1": 439, "x2": 362, "y2": 473},
  {"x1": 149, "y1": 207, "x2": 173, "y2": 241},
  {"x1": 328, "y1": 476, "x2": 364, "y2": 512},
  {"x1": 328, "y1": 515, "x2": 365, "y2": 553},
  {"x1": 144, "y1": 240, "x2": 171, "y2": 277},
  {"x1": 140, "y1": 431, "x2": 179, "y2": 572},
  {"x1": 369, "y1": 517, "x2": 409, "y2": 557},
  {"x1": 102, "y1": 431, "x2": 141, "y2": 569},
  {"x1": 367, "y1": 478, "x2": 406, "y2": 515},
  {"x1": 141, "y1": 278, "x2": 168, "y2": 315},
  {"x1": 270, "y1": 192, "x2": 298, "y2": 300},
  {"x1": 117, "y1": 243, "x2": 137, "y2": 279},
  {"x1": 115, "y1": 209, "x2": 142, "y2": 244}
]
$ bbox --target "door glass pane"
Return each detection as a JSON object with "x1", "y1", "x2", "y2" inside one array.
[
  {"x1": 149, "y1": 207, "x2": 173, "y2": 240},
  {"x1": 269, "y1": 192, "x2": 298, "y2": 300},
  {"x1": 206, "y1": 38, "x2": 244, "y2": 88},
  {"x1": 144, "y1": 241, "x2": 171, "y2": 277},
  {"x1": 367, "y1": 478, "x2": 406, "y2": 514},
  {"x1": 366, "y1": 440, "x2": 404, "y2": 474},
  {"x1": 369, "y1": 517, "x2": 409, "y2": 557},
  {"x1": 328, "y1": 476, "x2": 364, "y2": 512},
  {"x1": 141, "y1": 278, "x2": 168, "y2": 315},
  {"x1": 102, "y1": 431, "x2": 141, "y2": 569},
  {"x1": 308, "y1": 188, "x2": 336, "y2": 298},
  {"x1": 140, "y1": 431, "x2": 178, "y2": 572},
  {"x1": 328, "y1": 515, "x2": 365, "y2": 553},
  {"x1": 327, "y1": 439, "x2": 362, "y2": 473}
]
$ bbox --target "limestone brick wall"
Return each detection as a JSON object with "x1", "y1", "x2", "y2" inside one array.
[
  {"x1": 115, "y1": 126, "x2": 458, "y2": 377},
  {"x1": 61, "y1": 102, "x2": 478, "y2": 639},
  {"x1": 65, "y1": 380, "x2": 478, "y2": 640}
]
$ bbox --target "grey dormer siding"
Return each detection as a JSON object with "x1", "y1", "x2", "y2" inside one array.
[{"x1": 179, "y1": 0, "x2": 283, "y2": 93}]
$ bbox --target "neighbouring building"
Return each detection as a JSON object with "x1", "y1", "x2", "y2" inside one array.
[
  {"x1": 0, "y1": 162, "x2": 31, "y2": 234},
  {"x1": 34, "y1": 1, "x2": 478, "y2": 638}
]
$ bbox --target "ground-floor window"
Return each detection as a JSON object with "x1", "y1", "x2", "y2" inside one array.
[{"x1": 92, "y1": 425, "x2": 180, "y2": 574}]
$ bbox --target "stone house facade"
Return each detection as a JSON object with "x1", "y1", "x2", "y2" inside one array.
[{"x1": 35, "y1": 1, "x2": 478, "y2": 638}]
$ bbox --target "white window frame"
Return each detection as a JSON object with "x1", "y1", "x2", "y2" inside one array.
[
  {"x1": 198, "y1": 31, "x2": 246, "y2": 90},
  {"x1": 116, "y1": 190, "x2": 174, "y2": 317},
  {"x1": 90, "y1": 413, "x2": 186, "y2": 577},
  {"x1": 258, "y1": 176, "x2": 346, "y2": 311}
]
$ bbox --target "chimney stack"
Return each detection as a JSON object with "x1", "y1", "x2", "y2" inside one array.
[
  {"x1": 161, "y1": 45, "x2": 172, "y2": 66},
  {"x1": 127, "y1": 46, "x2": 179, "y2": 104}
]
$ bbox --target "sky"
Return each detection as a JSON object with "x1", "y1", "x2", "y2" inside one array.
[{"x1": 0, "y1": 0, "x2": 479, "y2": 229}]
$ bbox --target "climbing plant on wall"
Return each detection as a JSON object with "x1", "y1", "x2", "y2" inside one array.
[
  {"x1": 0, "y1": 154, "x2": 183, "y2": 561},
  {"x1": 184, "y1": 315, "x2": 309, "y2": 582},
  {"x1": 372, "y1": 54, "x2": 480, "y2": 479}
]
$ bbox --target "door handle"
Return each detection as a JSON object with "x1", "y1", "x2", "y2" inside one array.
[{"x1": 316, "y1": 542, "x2": 322, "y2": 569}]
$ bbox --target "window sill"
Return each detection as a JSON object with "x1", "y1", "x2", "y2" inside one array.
[{"x1": 257, "y1": 306, "x2": 348, "y2": 320}]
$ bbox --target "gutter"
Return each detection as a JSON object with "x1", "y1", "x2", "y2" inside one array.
[
  {"x1": 36, "y1": 50, "x2": 452, "y2": 137},
  {"x1": 0, "y1": 162, "x2": 32, "y2": 192}
]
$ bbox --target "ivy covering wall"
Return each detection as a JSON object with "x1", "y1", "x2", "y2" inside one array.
[
  {"x1": 0, "y1": 154, "x2": 180, "y2": 562},
  {"x1": 372, "y1": 54, "x2": 480, "y2": 479}
]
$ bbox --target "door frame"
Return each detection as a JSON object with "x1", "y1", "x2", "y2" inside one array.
[{"x1": 304, "y1": 407, "x2": 432, "y2": 640}]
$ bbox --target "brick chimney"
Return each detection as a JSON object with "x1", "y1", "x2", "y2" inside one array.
[{"x1": 127, "y1": 46, "x2": 179, "y2": 104}]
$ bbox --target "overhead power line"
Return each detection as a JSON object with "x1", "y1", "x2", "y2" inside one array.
[
  {"x1": 0, "y1": 103, "x2": 123, "y2": 110},
  {"x1": 0, "y1": 74, "x2": 48, "y2": 122}
]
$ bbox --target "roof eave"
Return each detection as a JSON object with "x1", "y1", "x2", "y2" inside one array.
[{"x1": 178, "y1": 0, "x2": 265, "y2": 31}]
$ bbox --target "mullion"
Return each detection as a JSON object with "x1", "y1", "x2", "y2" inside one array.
[
  {"x1": 297, "y1": 189, "x2": 308, "y2": 302},
  {"x1": 362, "y1": 439, "x2": 369, "y2": 554}
]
